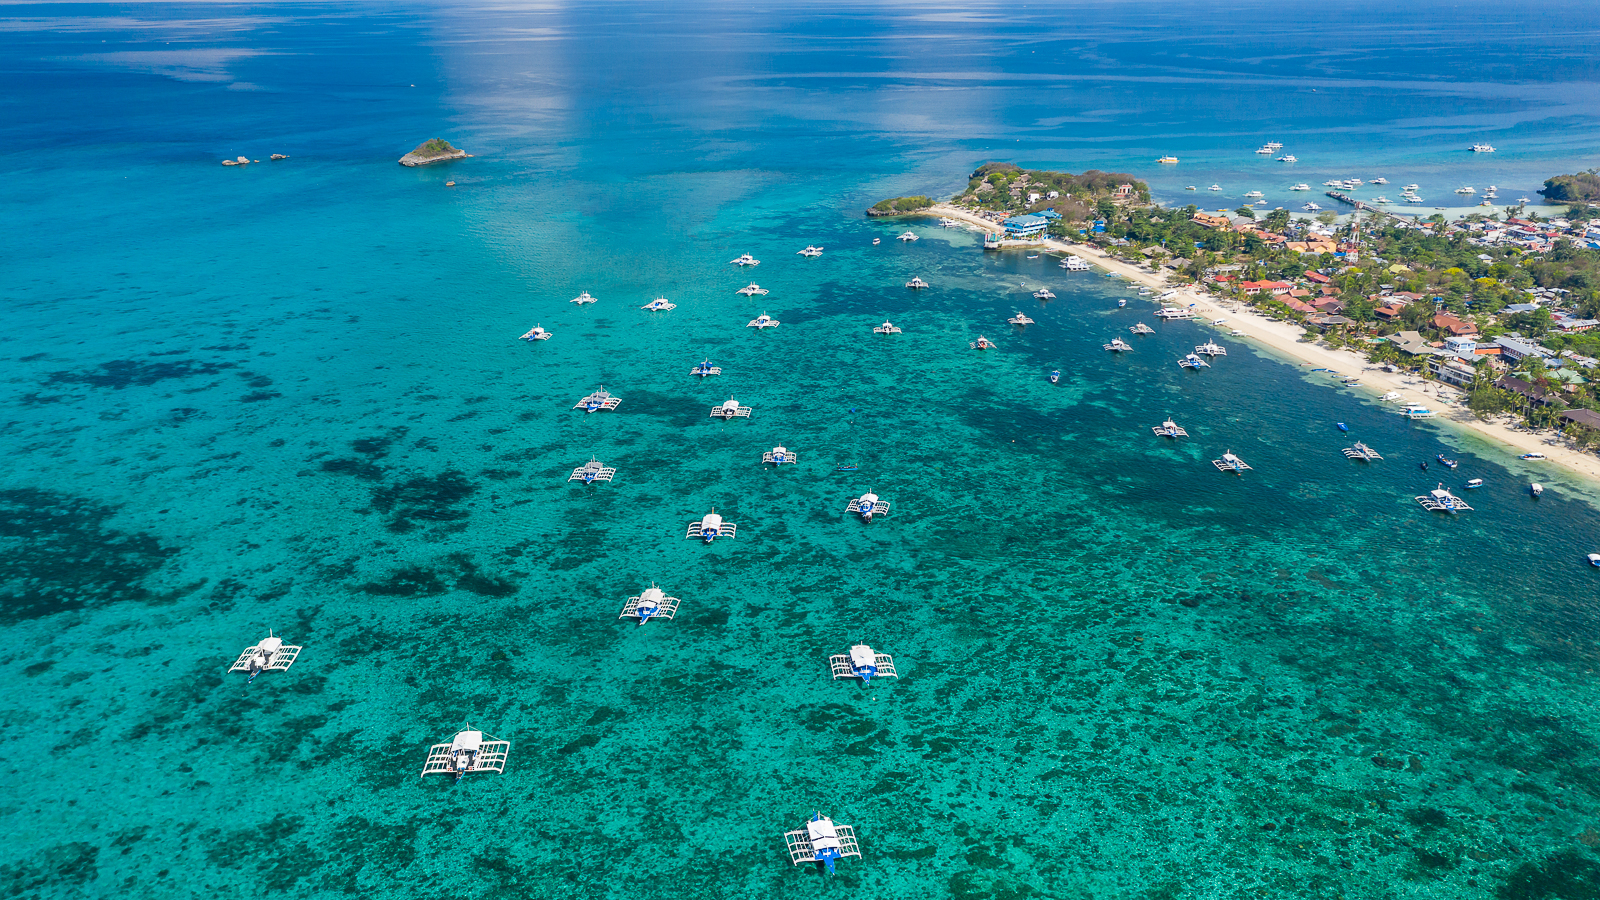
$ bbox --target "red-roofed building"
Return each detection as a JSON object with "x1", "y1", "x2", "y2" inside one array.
[
  {"x1": 1283, "y1": 299, "x2": 1317, "y2": 314},
  {"x1": 1304, "y1": 271, "x2": 1332, "y2": 284},
  {"x1": 1432, "y1": 313, "x2": 1478, "y2": 336}
]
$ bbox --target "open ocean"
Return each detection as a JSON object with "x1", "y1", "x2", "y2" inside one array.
[{"x1": 4, "y1": 2, "x2": 1600, "y2": 897}]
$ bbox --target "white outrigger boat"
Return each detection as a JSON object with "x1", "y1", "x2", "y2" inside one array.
[
  {"x1": 762, "y1": 446, "x2": 797, "y2": 465},
  {"x1": 747, "y1": 312, "x2": 780, "y2": 329},
  {"x1": 1400, "y1": 404, "x2": 1437, "y2": 419},
  {"x1": 686, "y1": 508, "x2": 737, "y2": 542},
  {"x1": 1104, "y1": 337, "x2": 1133, "y2": 352},
  {"x1": 737, "y1": 283, "x2": 769, "y2": 296},
  {"x1": 1033, "y1": 288, "x2": 1055, "y2": 300},
  {"x1": 574, "y1": 388, "x2": 622, "y2": 412},
  {"x1": 620, "y1": 584, "x2": 680, "y2": 624},
  {"x1": 906, "y1": 276, "x2": 929, "y2": 289},
  {"x1": 690, "y1": 359, "x2": 722, "y2": 377},
  {"x1": 785, "y1": 813, "x2": 862, "y2": 874},
  {"x1": 710, "y1": 397, "x2": 753, "y2": 419},
  {"x1": 1155, "y1": 307, "x2": 1193, "y2": 320},
  {"x1": 1195, "y1": 340, "x2": 1227, "y2": 357},
  {"x1": 797, "y1": 245, "x2": 823, "y2": 257},
  {"x1": 872, "y1": 320, "x2": 902, "y2": 334},
  {"x1": 1152, "y1": 418, "x2": 1187, "y2": 438},
  {"x1": 845, "y1": 490, "x2": 891, "y2": 522},
  {"x1": 228, "y1": 631, "x2": 301, "y2": 683},
  {"x1": 1178, "y1": 353, "x2": 1211, "y2": 369},
  {"x1": 1416, "y1": 484, "x2": 1472, "y2": 513},
  {"x1": 1129, "y1": 323, "x2": 1155, "y2": 335},
  {"x1": 641, "y1": 297, "x2": 676, "y2": 311},
  {"x1": 568, "y1": 457, "x2": 617, "y2": 484},
  {"x1": 420, "y1": 729, "x2": 510, "y2": 782},
  {"x1": 898, "y1": 231, "x2": 919, "y2": 242},
  {"x1": 519, "y1": 324, "x2": 552, "y2": 341},
  {"x1": 970, "y1": 335, "x2": 996, "y2": 350},
  {"x1": 1007, "y1": 312, "x2": 1034, "y2": 326},
  {"x1": 1343, "y1": 442, "x2": 1383, "y2": 461},
  {"x1": 570, "y1": 291, "x2": 597, "y2": 305},
  {"x1": 830, "y1": 644, "x2": 897, "y2": 682},
  {"x1": 729, "y1": 253, "x2": 760, "y2": 266},
  {"x1": 1212, "y1": 451, "x2": 1251, "y2": 472}
]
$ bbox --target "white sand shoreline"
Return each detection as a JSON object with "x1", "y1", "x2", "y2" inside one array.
[{"x1": 924, "y1": 203, "x2": 1600, "y2": 495}]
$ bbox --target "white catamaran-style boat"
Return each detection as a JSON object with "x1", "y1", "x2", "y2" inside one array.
[
  {"x1": 1212, "y1": 451, "x2": 1252, "y2": 473},
  {"x1": 1104, "y1": 337, "x2": 1133, "y2": 352},
  {"x1": 570, "y1": 291, "x2": 597, "y2": 305},
  {"x1": 1152, "y1": 418, "x2": 1188, "y2": 438},
  {"x1": 747, "y1": 313, "x2": 780, "y2": 329},
  {"x1": 762, "y1": 446, "x2": 798, "y2": 465},
  {"x1": 1007, "y1": 312, "x2": 1034, "y2": 326},
  {"x1": 898, "y1": 231, "x2": 919, "y2": 242},
  {"x1": 1178, "y1": 353, "x2": 1211, "y2": 369},
  {"x1": 686, "y1": 509, "x2": 737, "y2": 542},
  {"x1": 1342, "y1": 442, "x2": 1383, "y2": 461},
  {"x1": 970, "y1": 335, "x2": 996, "y2": 350},
  {"x1": 229, "y1": 631, "x2": 301, "y2": 682},
  {"x1": 797, "y1": 245, "x2": 824, "y2": 257},
  {"x1": 729, "y1": 253, "x2": 760, "y2": 266},
  {"x1": 641, "y1": 297, "x2": 676, "y2": 311},
  {"x1": 620, "y1": 584, "x2": 680, "y2": 624},
  {"x1": 830, "y1": 644, "x2": 897, "y2": 682},
  {"x1": 1033, "y1": 288, "x2": 1055, "y2": 300},
  {"x1": 568, "y1": 457, "x2": 617, "y2": 484},
  {"x1": 573, "y1": 388, "x2": 622, "y2": 412},
  {"x1": 873, "y1": 320, "x2": 902, "y2": 334},
  {"x1": 737, "y1": 283, "x2": 769, "y2": 296},
  {"x1": 710, "y1": 398, "x2": 753, "y2": 419},
  {"x1": 1416, "y1": 484, "x2": 1472, "y2": 513},
  {"x1": 519, "y1": 324, "x2": 552, "y2": 341},
  {"x1": 785, "y1": 813, "x2": 862, "y2": 874},
  {"x1": 906, "y1": 276, "x2": 929, "y2": 289},
  {"x1": 420, "y1": 729, "x2": 510, "y2": 782},
  {"x1": 1195, "y1": 341, "x2": 1227, "y2": 357},
  {"x1": 1129, "y1": 323, "x2": 1155, "y2": 335}
]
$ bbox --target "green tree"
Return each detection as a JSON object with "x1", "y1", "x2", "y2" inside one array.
[
  {"x1": 1264, "y1": 209, "x2": 1290, "y2": 232},
  {"x1": 1236, "y1": 206, "x2": 1257, "y2": 220}
]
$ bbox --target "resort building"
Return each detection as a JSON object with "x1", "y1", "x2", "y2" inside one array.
[
  {"x1": 1432, "y1": 313, "x2": 1479, "y2": 337},
  {"x1": 1427, "y1": 356, "x2": 1478, "y2": 387},
  {"x1": 1002, "y1": 214, "x2": 1048, "y2": 237}
]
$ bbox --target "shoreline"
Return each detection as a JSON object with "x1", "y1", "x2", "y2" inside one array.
[{"x1": 924, "y1": 203, "x2": 1600, "y2": 494}]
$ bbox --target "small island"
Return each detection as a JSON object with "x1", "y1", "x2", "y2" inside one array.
[
  {"x1": 400, "y1": 139, "x2": 469, "y2": 167},
  {"x1": 1539, "y1": 170, "x2": 1600, "y2": 203},
  {"x1": 867, "y1": 195, "x2": 933, "y2": 217}
]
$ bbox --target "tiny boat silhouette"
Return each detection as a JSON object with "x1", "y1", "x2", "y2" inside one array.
[
  {"x1": 1420, "y1": 462, "x2": 1428, "y2": 471},
  {"x1": 1437, "y1": 455, "x2": 1458, "y2": 469},
  {"x1": 835, "y1": 464, "x2": 859, "y2": 472},
  {"x1": 1049, "y1": 370, "x2": 1060, "y2": 384},
  {"x1": 1336, "y1": 423, "x2": 1348, "y2": 432},
  {"x1": 872, "y1": 238, "x2": 881, "y2": 245},
  {"x1": 1464, "y1": 478, "x2": 1484, "y2": 489}
]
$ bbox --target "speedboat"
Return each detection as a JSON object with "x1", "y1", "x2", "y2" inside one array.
[
  {"x1": 1244, "y1": 190, "x2": 1264, "y2": 198},
  {"x1": 1208, "y1": 184, "x2": 1221, "y2": 191},
  {"x1": 1048, "y1": 370, "x2": 1060, "y2": 384},
  {"x1": 1117, "y1": 298, "x2": 1126, "y2": 308},
  {"x1": 1372, "y1": 177, "x2": 1389, "y2": 184},
  {"x1": 1336, "y1": 423, "x2": 1348, "y2": 432},
  {"x1": 1464, "y1": 478, "x2": 1485, "y2": 489},
  {"x1": 1302, "y1": 203, "x2": 1321, "y2": 211},
  {"x1": 1185, "y1": 185, "x2": 1197, "y2": 191},
  {"x1": 1290, "y1": 183, "x2": 1310, "y2": 191},
  {"x1": 1588, "y1": 553, "x2": 1600, "y2": 567},
  {"x1": 1531, "y1": 483, "x2": 1543, "y2": 496},
  {"x1": 1436, "y1": 455, "x2": 1458, "y2": 469},
  {"x1": 872, "y1": 238, "x2": 880, "y2": 245}
]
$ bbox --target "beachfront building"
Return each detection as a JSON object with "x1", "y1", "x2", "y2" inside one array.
[
  {"x1": 1427, "y1": 356, "x2": 1478, "y2": 387},
  {"x1": 1002, "y1": 214, "x2": 1048, "y2": 237}
]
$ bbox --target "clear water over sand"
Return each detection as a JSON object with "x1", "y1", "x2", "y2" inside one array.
[{"x1": 4, "y1": 3, "x2": 1600, "y2": 897}]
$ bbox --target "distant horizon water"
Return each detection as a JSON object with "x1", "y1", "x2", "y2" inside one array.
[{"x1": 4, "y1": 2, "x2": 1600, "y2": 898}]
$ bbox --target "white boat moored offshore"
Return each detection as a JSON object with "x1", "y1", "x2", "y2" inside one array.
[
  {"x1": 763, "y1": 445, "x2": 798, "y2": 465},
  {"x1": 568, "y1": 457, "x2": 617, "y2": 484},
  {"x1": 873, "y1": 320, "x2": 902, "y2": 334},
  {"x1": 420, "y1": 729, "x2": 510, "y2": 782},
  {"x1": 730, "y1": 253, "x2": 760, "y2": 266},
  {"x1": 1196, "y1": 340, "x2": 1228, "y2": 357},
  {"x1": 830, "y1": 644, "x2": 897, "y2": 682},
  {"x1": 1104, "y1": 337, "x2": 1133, "y2": 352},
  {"x1": 1379, "y1": 391, "x2": 1402, "y2": 402},
  {"x1": 1129, "y1": 323, "x2": 1155, "y2": 335},
  {"x1": 620, "y1": 584, "x2": 681, "y2": 624},
  {"x1": 1060, "y1": 256, "x2": 1091, "y2": 271},
  {"x1": 710, "y1": 397, "x2": 753, "y2": 419},
  {"x1": 898, "y1": 231, "x2": 919, "y2": 242},
  {"x1": 845, "y1": 490, "x2": 891, "y2": 522},
  {"x1": 747, "y1": 312, "x2": 780, "y2": 329},
  {"x1": 1255, "y1": 145, "x2": 1273, "y2": 154},
  {"x1": 1007, "y1": 311, "x2": 1035, "y2": 326},
  {"x1": 1471, "y1": 143, "x2": 1495, "y2": 153},
  {"x1": 1178, "y1": 353, "x2": 1211, "y2": 369},
  {"x1": 519, "y1": 324, "x2": 552, "y2": 341},
  {"x1": 1290, "y1": 183, "x2": 1310, "y2": 191},
  {"x1": 1155, "y1": 307, "x2": 1193, "y2": 319},
  {"x1": 686, "y1": 508, "x2": 737, "y2": 542},
  {"x1": 1033, "y1": 288, "x2": 1055, "y2": 300},
  {"x1": 641, "y1": 297, "x2": 676, "y2": 311},
  {"x1": 1244, "y1": 190, "x2": 1264, "y2": 198},
  {"x1": 1400, "y1": 404, "x2": 1437, "y2": 419},
  {"x1": 1212, "y1": 451, "x2": 1252, "y2": 473},
  {"x1": 690, "y1": 359, "x2": 722, "y2": 377},
  {"x1": 570, "y1": 291, "x2": 597, "y2": 305},
  {"x1": 970, "y1": 335, "x2": 996, "y2": 350},
  {"x1": 785, "y1": 813, "x2": 862, "y2": 874},
  {"x1": 1208, "y1": 184, "x2": 1221, "y2": 191},
  {"x1": 574, "y1": 388, "x2": 622, "y2": 412},
  {"x1": 1152, "y1": 418, "x2": 1188, "y2": 438},
  {"x1": 1455, "y1": 186, "x2": 1475, "y2": 194},
  {"x1": 798, "y1": 245, "x2": 824, "y2": 257},
  {"x1": 1416, "y1": 484, "x2": 1472, "y2": 513},
  {"x1": 1277, "y1": 155, "x2": 1297, "y2": 162},
  {"x1": 1342, "y1": 442, "x2": 1383, "y2": 461},
  {"x1": 906, "y1": 276, "x2": 929, "y2": 289},
  {"x1": 939, "y1": 217, "x2": 961, "y2": 227},
  {"x1": 1302, "y1": 203, "x2": 1322, "y2": 211},
  {"x1": 229, "y1": 631, "x2": 301, "y2": 682},
  {"x1": 737, "y1": 283, "x2": 769, "y2": 296}
]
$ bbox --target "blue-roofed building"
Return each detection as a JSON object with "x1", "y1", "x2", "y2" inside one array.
[
  {"x1": 1037, "y1": 209, "x2": 1062, "y2": 220},
  {"x1": 1003, "y1": 214, "x2": 1048, "y2": 237}
]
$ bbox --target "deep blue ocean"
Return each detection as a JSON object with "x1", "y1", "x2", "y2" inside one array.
[{"x1": 5, "y1": 2, "x2": 1600, "y2": 898}]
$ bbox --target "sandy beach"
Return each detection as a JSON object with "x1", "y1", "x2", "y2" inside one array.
[{"x1": 927, "y1": 203, "x2": 1600, "y2": 491}]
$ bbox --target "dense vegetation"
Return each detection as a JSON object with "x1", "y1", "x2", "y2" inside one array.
[
  {"x1": 867, "y1": 195, "x2": 934, "y2": 216},
  {"x1": 1539, "y1": 171, "x2": 1600, "y2": 203},
  {"x1": 409, "y1": 139, "x2": 458, "y2": 158},
  {"x1": 956, "y1": 164, "x2": 1149, "y2": 219}
]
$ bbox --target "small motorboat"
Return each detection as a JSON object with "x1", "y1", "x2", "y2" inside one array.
[
  {"x1": 1048, "y1": 370, "x2": 1060, "y2": 384},
  {"x1": 1521, "y1": 452, "x2": 1547, "y2": 461},
  {"x1": 1027, "y1": 254, "x2": 1039, "y2": 259},
  {"x1": 1588, "y1": 552, "x2": 1600, "y2": 567},
  {"x1": 1464, "y1": 478, "x2": 1485, "y2": 489},
  {"x1": 835, "y1": 464, "x2": 859, "y2": 472},
  {"x1": 1419, "y1": 462, "x2": 1429, "y2": 471},
  {"x1": 872, "y1": 238, "x2": 881, "y2": 245},
  {"x1": 1118, "y1": 299, "x2": 1126, "y2": 308},
  {"x1": 1436, "y1": 455, "x2": 1458, "y2": 469},
  {"x1": 1336, "y1": 423, "x2": 1348, "y2": 432},
  {"x1": 1531, "y1": 483, "x2": 1544, "y2": 497}
]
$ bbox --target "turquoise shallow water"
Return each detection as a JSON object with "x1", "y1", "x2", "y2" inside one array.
[{"x1": 5, "y1": 2, "x2": 1600, "y2": 898}]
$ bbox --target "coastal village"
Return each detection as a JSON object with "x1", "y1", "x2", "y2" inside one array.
[{"x1": 886, "y1": 163, "x2": 1600, "y2": 474}]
